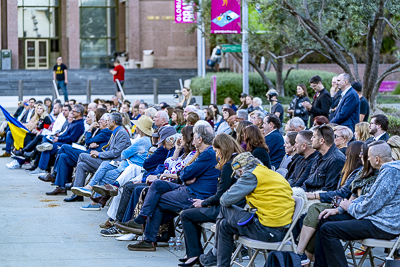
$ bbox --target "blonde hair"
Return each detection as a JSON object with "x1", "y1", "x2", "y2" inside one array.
[
  {"x1": 26, "y1": 103, "x2": 49, "y2": 131},
  {"x1": 333, "y1": 125, "x2": 353, "y2": 142},
  {"x1": 183, "y1": 87, "x2": 193, "y2": 102},
  {"x1": 355, "y1": 122, "x2": 372, "y2": 142},
  {"x1": 388, "y1": 135, "x2": 400, "y2": 160}
]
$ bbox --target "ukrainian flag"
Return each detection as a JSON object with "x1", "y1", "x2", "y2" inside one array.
[{"x1": 0, "y1": 105, "x2": 30, "y2": 150}]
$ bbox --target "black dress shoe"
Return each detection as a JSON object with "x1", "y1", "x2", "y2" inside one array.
[
  {"x1": 46, "y1": 187, "x2": 67, "y2": 195},
  {"x1": 64, "y1": 194, "x2": 84, "y2": 202}
]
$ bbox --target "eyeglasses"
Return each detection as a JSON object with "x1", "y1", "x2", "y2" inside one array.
[
  {"x1": 335, "y1": 135, "x2": 343, "y2": 139},
  {"x1": 71, "y1": 110, "x2": 78, "y2": 113}
]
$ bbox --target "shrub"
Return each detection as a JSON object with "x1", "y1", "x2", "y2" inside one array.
[
  {"x1": 391, "y1": 83, "x2": 400, "y2": 95},
  {"x1": 191, "y1": 69, "x2": 337, "y2": 105},
  {"x1": 388, "y1": 115, "x2": 400, "y2": 136}
]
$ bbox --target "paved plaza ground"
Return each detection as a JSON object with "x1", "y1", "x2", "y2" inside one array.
[{"x1": 0, "y1": 143, "x2": 389, "y2": 267}]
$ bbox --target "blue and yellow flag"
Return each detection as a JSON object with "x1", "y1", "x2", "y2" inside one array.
[{"x1": 0, "y1": 105, "x2": 30, "y2": 150}]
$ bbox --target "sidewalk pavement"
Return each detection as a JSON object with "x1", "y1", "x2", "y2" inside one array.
[
  {"x1": 0, "y1": 143, "x2": 385, "y2": 267},
  {"x1": 0, "y1": 149, "x2": 185, "y2": 267}
]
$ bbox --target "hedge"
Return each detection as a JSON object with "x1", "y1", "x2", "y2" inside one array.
[{"x1": 191, "y1": 70, "x2": 337, "y2": 105}]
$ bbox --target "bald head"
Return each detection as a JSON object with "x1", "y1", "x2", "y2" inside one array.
[
  {"x1": 368, "y1": 141, "x2": 392, "y2": 169},
  {"x1": 369, "y1": 142, "x2": 392, "y2": 161}
]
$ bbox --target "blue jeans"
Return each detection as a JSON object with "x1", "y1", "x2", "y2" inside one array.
[
  {"x1": 140, "y1": 180, "x2": 193, "y2": 242},
  {"x1": 38, "y1": 142, "x2": 63, "y2": 170},
  {"x1": 5, "y1": 130, "x2": 13, "y2": 153},
  {"x1": 88, "y1": 161, "x2": 122, "y2": 196},
  {"x1": 57, "y1": 80, "x2": 68, "y2": 102},
  {"x1": 54, "y1": 144, "x2": 88, "y2": 188}
]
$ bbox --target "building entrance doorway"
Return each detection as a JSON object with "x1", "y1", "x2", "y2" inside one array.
[{"x1": 25, "y1": 39, "x2": 48, "y2": 69}]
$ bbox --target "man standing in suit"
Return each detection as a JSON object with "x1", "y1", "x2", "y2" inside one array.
[
  {"x1": 330, "y1": 73, "x2": 360, "y2": 132},
  {"x1": 366, "y1": 114, "x2": 390, "y2": 143},
  {"x1": 303, "y1": 75, "x2": 332, "y2": 128}
]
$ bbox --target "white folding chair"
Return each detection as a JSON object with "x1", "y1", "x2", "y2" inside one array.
[
  {"x1": 351, "y1": 236, "x2": 400, "y2": 267},
  {"x1": 230, "y1": 196, "x2": 305, "y2": 267}
]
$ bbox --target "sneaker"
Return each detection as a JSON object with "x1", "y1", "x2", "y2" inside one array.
[
  {"x1": 100, "y1": 226, "x2": 123, "y2": 237},
  {"x1": 29, "y1": 168, "x2": 47, "y2": 176},
  {"x1": 200, "y1": 249, "x2": 217, "y2": 266},
  {"x1": 300, "y1": 254, "x2": 310, "y2": 266},
  {"x1": 127, "y1": 240, "x2": 156, "y2": 251},
  {"x1": 6, "y1": 159, "x2": 21, "y2": 169},
  {"x1": 116, "y1": 233, "x2": 138, "y2": 241},
  {"x1": 25, "y1": 165, "x2": 37, "y2": 172},
  {"x1": 346, "y1": 245, "x2": 365, "y2": 258},
  {"x1": 36, "y1": 143, "x2": 53, "y2": 152},
  {"x1": 11, "y1": 152, "x2": 26, "y2": 160},
  {"x1": 80, "y1": 203, "x2": 101, "y2": 211},
  {"x1": 71, "y1": 187, "x2": 92, "y2": 197}
]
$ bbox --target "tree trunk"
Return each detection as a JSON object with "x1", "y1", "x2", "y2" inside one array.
[{"x1": 275, "y1": 58, "x2": 285, "y2": 96}]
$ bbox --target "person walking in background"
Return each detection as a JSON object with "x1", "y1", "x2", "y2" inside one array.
[
  {"x1": 53, "y1": 57, "x2": 68, "y2": 102},
  {"x1": 110, "y1": 59, "x2": 125, "y2": 100}
]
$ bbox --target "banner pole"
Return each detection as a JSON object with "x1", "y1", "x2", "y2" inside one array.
[{"x1": 242, "y1": 0, "x2": 249, "y2": 95}]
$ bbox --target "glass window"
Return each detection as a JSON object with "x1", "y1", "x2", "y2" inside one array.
[
  {"x1": 81, "y1": 0, "x2": 106, "y2": 7},
  {"x1": 81, "y1": 8, "x2": 107, "y2": 37},
  {"x1": 22, "y1": 0, "x2": 50, "y2": 7},
  {"x1": 80, "y1": 1, "x2": 116, "y2": 68},
  {"x1": 21, "y1": 7, "x2": 58, "y2": 38}
]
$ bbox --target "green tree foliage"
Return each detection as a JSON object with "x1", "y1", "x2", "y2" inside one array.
[{"x1": 265, "y1": 0, "x2": 400, "y2": 109}]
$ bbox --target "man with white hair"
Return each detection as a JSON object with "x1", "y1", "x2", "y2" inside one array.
[
  {"x1": 127, "y1": 120, "x2": 220, "y2": 251},
  {"x1": 153, "y1": 110, "x2": 169, "y2": 128},
  {"x1": 184, "y1": 105, "x2": 197, "y2": 120},
  {"x1": 88, "y1": 102, "x2": 97, "y2": 113},
  {"x1": 250, "y1": 97, "x2": 264, "y2": 114},
  {"x1": 287, "y1": 117, "x2": 306, "y2": 132},
  {"x1": 249, "y1": 110, "x2": 265, "y2": 129}
]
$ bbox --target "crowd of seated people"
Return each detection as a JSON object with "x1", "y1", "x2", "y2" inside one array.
[{"x1": 2, "y1": 72, "x2": 400, "y2": 267}]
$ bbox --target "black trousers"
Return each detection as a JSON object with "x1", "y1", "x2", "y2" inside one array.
[
  {"x1": 314, "y1": 213, "x2": 398, "y2": 267},
  {"x1": 217, "y1": 205, "x2": 286, "y2": 267},
  {"x1": 180, "y1": 207, "x2": 217, "y2": 258},
  {"x1": 115, "y1": 182, "x2": 146, "y2": 222},
  {"x1": 24, "y1": 134, "x2": 43, "y2": 152}
]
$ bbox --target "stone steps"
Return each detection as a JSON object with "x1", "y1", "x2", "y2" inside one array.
[{"x1": 0, "y1": 69, "x2": 198, "y2": 96}]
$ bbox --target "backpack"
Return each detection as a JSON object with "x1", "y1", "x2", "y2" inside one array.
[{"x1": 265, "y1": 251, "x2": 301, "y2": 267}]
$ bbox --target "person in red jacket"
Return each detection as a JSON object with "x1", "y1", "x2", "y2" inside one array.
[{"x1": 110, "y1": 59, "x2": 125, "y2": 100}]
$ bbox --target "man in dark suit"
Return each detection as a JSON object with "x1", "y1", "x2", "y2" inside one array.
[
  {"x1": 366, "y1": 114, "x2": 390, "y2": 143},
  {"x1": 330, "y1": 73, "x2": 360, "y2": 132},
  {"x1": 303, "y1": 75, "x2": 332, "y2": 128}
]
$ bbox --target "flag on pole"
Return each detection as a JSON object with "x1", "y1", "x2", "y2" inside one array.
[
  {"x1": 0, "y1": 105, "x2": 30, "y2": 150},
  {"x1": 211, "y1": 0, "x2": 241, "y2": 34}
]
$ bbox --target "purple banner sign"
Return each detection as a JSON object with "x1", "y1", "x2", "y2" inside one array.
[
  {"x1": 211, "y1": 0, "x2": 241, "y2": 34},
  {"x1": 175, "y1": 0, "x2": 196, "y2": 23}
]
